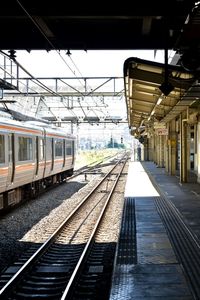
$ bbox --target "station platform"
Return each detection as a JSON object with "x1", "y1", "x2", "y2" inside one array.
[{"x1": 109, "y1": 159, "x2": 200, "y2": 300}]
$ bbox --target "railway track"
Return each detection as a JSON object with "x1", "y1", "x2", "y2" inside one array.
[
  {"x1": 0, "y1": 154, "x2": 129, "y2": 299},
  {"x1": 0, "y1": 150, "x2": 127, "y2": 217},
  {"x1": 70, "y1": 151, "x2": 127, "y2": 179}
]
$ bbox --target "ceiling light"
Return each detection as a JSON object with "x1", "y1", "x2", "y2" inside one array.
[
  {"x1": 157, "y1": 97, "x2": 162, "y2": 105},
  {"x1": 159, "y1": 81, "x2": 174, "y2": 96},
  {"x1": 66, "y1": 50, "x2": 71, "y2": 56}
]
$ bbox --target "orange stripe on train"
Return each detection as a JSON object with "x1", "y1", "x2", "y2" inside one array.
[
  {"x1": 0, "y1": 125, "x2": 70, "y2": 139},
  {"x1": 0, "y1": 125, "x2": 41, "y2": 135}
]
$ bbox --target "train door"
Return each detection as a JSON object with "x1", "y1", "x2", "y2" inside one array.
[
  {"x1": 35, "y1": 135, "x2": 45, "y2": 179},
  {"x1": 63, "y1": 140, "x2": 66, "y2": 168},
  {"x1": 35, "y1": 136, "x2": 39, "y2": 176},
  {"x1": 72, "y1": 140, "x2": 75, "y2": 165},
  {"x1": 7, "y1": 133, "x2": 15, "y2": 185},
  {"x1": 51, "y1": 138, "x2": 54, "y2": 171},
  {"x1": 43, "y1": 129, "x2": 46, "y2": 178}
]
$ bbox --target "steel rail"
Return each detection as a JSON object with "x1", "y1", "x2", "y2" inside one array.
[
  {"x1": 61, "y1": 157, "x2": 128, "y2": 299},
  {"x1": 0, "y1": 154, "x2": 128, "y2": 298}
]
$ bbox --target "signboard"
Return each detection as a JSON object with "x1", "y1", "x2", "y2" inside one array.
[
  {"x1": 156, "y1": 128, "x2": 168, "y2": 135},
  {"x1": 154, "y1": 122, "x2": 166, "y2": 129}
]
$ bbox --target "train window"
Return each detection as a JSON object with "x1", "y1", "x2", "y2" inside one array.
[
  {"x1": 55, "y1": 139, "x2": 63, "y2": 157},
  {"x1": 72, "y1": 140, "x2": 75, "y2": 155},
  {"x1": 18, "y1": 136, "x2": 33, "y2": 161},
  {"x1": 39, "y1": 138, "x2": 44, "y2": 160},
  {"x1": 8, "y1": 135, "x2": 12, "y2": 162},
  {"x1": 65, "y1": 140, "x2": 72, "y2": 156},
  {"x1": 0, "y1": 135, "x2": 5, "y2": 163},
  {"x1": 72, "y1": 140, "x2": 75, "y2": 164}
]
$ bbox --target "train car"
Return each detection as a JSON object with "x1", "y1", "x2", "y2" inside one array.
[{"x1": 0, "y1": 118, "x2": 75, "y2": 213}]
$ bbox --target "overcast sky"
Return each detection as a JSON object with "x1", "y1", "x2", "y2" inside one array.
[{"x1": 13, "y1": 49, "x2": 173, "y2": 78}]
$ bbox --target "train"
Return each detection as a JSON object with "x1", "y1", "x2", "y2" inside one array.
[{"x1": 0, "y1": 117, "x2": 76, "y2": 213}]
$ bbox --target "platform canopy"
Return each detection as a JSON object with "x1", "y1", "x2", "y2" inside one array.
[
  {"x1": 124, "y1": 57, "x2": 198, "y2": 136},
  {"x1": 0, "y1": 1, "x2": 196, "y2": 51}
]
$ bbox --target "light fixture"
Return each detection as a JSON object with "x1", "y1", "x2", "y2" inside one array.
[
  {"x1": 157, "y1": 97, "x2": 162, "y2": 105},
  {"x1": 9, "y1": 49, "x2": 16, "y2": 60},
  {"x1": 66, "y1": 50, "x2": 71, "y2": 56},
  {"x1": 129, "y1": 79, "x2": 133, "y2": 98},
  {"x1": 159, "y1": 47, "x2": 174, "y2": 96},
  {"x1": 159, "y1": 81, "x2": 174, "y2": 96}
]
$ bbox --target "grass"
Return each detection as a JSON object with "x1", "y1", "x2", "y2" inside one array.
[{"x1": 74, "y1": 148, "x2": 122, "y2": 169}]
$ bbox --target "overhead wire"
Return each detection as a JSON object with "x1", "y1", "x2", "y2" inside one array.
[
  {"x1": 15, "y1": 1, "x2": 91, "y2": 93},
  {"x1": 16, "y1": 0, "x2": 76, "y2": 78},
  {"x1": 0, "y1": 50, "x2": 79, "y2": 120},
  {"x1": 67, "y1": 54, "x2": 122, "y2": 120},
  {"x1": 16, "y1": 0, "x2": 90, "y2": 120},
  {"x1": 68, "y1": 54, "x2": 113, "y2": 118},
  {"x1": 65, "y1": 53, "x2": 108, "y2": 119},
  {"x1": 16, "y1": 0, "x2": 116, "y2": 121}
]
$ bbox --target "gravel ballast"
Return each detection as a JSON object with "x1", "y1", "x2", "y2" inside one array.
[{"x1": 0, "y1": 162, "x2": 128, "y2": 274}]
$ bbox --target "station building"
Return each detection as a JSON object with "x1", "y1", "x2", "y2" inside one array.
[{"x1": 124, "y1": 56, "x2": 200, "y2": 183}]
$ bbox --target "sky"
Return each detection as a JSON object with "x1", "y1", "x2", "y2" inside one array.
[
  {"x1": 13, "y1": 49, "x2": 173, "y2": 78},
  {"x1": 1, "y1": 49, "x2": 176, "y2": 144}
]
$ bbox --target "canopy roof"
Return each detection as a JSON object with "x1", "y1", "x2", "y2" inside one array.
[
  {"x1": 0, "y1": 1, "x2": 195, "y2": 51},
  {"x1": 124, "y1": 57, "x2": 198, "y2": 135}
]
